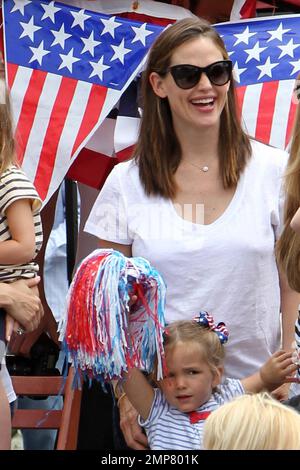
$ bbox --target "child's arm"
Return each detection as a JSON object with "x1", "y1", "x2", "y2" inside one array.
[
  {"x1": 241, "y1": 350, "x2": 299, "y2": 393},
  {"x1": 290, "y1": 207, "x2": 300, "y2": 234},
  {"x1": 121, "y1": 368, "x2": 155, "y2": 421},
  {"x1": 0, "y1": 199, "x2": 36, "y2": 264}
]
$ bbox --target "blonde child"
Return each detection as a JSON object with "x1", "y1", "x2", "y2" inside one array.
[
  {"x1": 203, "y1": 392, "x2": 300, "y2": 450},
  {"x1": 118, "y1": 312, "x2": 298, "y2": 450}
]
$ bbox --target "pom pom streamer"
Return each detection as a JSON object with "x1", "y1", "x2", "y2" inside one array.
[{"x1": 59, "y1": 249, "x2": 166, "y2": 382}]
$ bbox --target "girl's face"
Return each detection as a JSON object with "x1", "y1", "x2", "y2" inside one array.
[
  {"x1": 160, "y1": 341, "x2": 222, "y2": 413},
  {"x1": 150, "y1": 36, "x2": 230, "y2": 135}
]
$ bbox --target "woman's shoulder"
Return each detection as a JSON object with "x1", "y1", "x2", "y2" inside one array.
[
  {"x1": 112, "y1": 159, "x2": 138, "y2": 178},
  {"x1": 106, "y1": 159, "x2": 146, "y2": 198},
  {"x1": 250, "y1": 139, "x2": 288, "y2": 172}
]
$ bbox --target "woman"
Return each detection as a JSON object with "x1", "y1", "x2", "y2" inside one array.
[
  {"x1": 276, "y1": 75, "x2": 300, "y2": 406},
  {"x1": 276, "y1": 77, "x2": 300, "y2": 292},
  {"x1": 85, "y1": 18, "x2": 300, "y2": 448}
]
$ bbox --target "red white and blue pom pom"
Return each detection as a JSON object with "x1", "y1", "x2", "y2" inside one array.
[{"x1": 59, "y1": 249, "x2": 166, "y2": 382}]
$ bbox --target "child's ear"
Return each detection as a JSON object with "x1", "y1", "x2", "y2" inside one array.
[
  {"x1": 212, "y1": 366, "x2": 224, "y2": 388},
  {"x1": 149, "y1": 72, "x2": 168, "y2": 98}
]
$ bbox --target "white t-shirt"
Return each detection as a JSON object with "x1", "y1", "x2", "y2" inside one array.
[{"x1": 85, "y1": 140, "x2": 287, "y2": 378}]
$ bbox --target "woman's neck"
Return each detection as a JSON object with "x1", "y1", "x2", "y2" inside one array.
[{"x1": 175, "y1": 123, "x2": 220, "y2": 166}]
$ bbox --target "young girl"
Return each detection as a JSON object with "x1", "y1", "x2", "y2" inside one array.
[
  {"x1": 118, "y1": 312, "x2": 298, "y2": 450},
  {"x1": 203, "y1": 392, "x2": 300, "y2": 450},
  {"x1": 0, "y1": 79, "x2": 43, "y2": 448}
]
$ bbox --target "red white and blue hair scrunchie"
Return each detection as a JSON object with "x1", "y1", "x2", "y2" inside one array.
[
  {"x1": 193, "y1": 311, "x2": 229, "y2": 344},
  {"x1": 58, "y1": 249, "x2": 166, "y2": 383}
]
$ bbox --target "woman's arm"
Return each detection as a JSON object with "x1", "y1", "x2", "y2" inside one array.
[
  {"x1": 290, "y1": 207, "x2": 300, "y2": 234},
  {"x1": 0, "y1": 199, "x2": 36, "y2": 264}
]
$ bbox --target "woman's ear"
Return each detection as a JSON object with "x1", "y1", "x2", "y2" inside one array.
[
  {"x1": 149, "y1": 71, "x2": 168, "y2": 98},
  {"x1": 212, "y1": 366, "x2": 223, "y2": 388}
]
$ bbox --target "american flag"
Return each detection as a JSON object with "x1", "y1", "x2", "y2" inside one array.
[
  {"x1": 217, "y1": 15, "x2": 300, "y2": 150},
  {"x1": 3, "y1": 0, "x2": 162, "y2": 204},
  {"x1": 70, "y1": 13, "x2": 300, "y2": 191},
  {"x1": 4, "y1": 2, "x2": 300, "y2": 197}
]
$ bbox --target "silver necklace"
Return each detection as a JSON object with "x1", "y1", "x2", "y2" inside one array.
[{"x1": 185, "y1": 160, "x2": 209, "y2": 172}]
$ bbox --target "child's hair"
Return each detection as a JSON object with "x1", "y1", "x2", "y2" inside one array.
[
  {"x1": 163, "y1": 320, "x2": 225, "y2": 377},
  {"x1": 0, "y1": 79, "x2": 16, "y2": 174},
  {"x1": 203, "y1": 392, "x2": 300, "y2": 450},
  {"x1": 276, "y1": 80, "x2": 300, "y2": 291}
]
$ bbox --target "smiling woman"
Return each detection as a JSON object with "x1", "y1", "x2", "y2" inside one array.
[{"x1": 85, "y1": 17, "x2": 300, "y2": 448}]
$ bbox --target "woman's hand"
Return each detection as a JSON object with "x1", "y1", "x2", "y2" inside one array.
[
  {"x1": 119, "y1": 395, "x2": 149, "y2": 450},
  {"x1": 0, "y1": 277, "x2": 43, "y2": 333}
]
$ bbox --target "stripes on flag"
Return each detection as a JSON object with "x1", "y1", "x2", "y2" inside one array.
[
  {"x1": 237, "y1": 80, "x2": 297, "y2": 149},
  {"x1": 3, "y1": 0, "x2": 163, "y2": 204}
]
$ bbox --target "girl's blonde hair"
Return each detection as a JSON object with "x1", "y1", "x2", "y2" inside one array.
[
  {"x1": 134, "y1": 17, "x2": 251, "y2": 199},
  {"x1": 163, "y1": 320, "x2": 225, "y2": 377},
  {"x1": 276, "y1": 94, "x2": 300, "y2": 292},
  {"x1": 0, "y1": 79, "x2": 16, "y2": 174},
  {"x1": 204, "y1": 392, "x2": 300, "y2": 450}
]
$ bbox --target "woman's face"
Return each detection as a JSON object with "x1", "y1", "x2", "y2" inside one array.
[{"x1": 150, "y1": 36, "x2": 230, "y2": 134}]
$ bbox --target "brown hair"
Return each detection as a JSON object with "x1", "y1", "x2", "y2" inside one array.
[
  {"x1": 276, "y1": 101, "x2": 300, "y2": 292},
  {"x1": 0, "y1": 80, "x2": 16, "y2": 174},
  {"x1": 133, "y1": 17, "x2": 251, "y2": 198},
  {"x1": 163, "y1": 320, "x2": 225, "y2": 377}
]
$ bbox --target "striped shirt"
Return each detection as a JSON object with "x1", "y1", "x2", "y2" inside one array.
[
  {"x1": 0, "y1": 165, "x2": 43, "y2": 281},
  {"x1": 295, "y1": 311, "x2": 300, "y2": 381},
  {"x1": 140, "y1": 378, "x2": 244, "y2": 450},
  {"x1": 290, "y1": 310, "x2": 300, "y2": 398}
]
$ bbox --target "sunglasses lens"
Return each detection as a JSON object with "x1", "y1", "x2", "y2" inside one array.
[
  {"x1": 208, "y1": 62, "x2": 231, "y2": 86},
  {"x1": 172, "y1": 65, "x2": 200, "y2": 89}
]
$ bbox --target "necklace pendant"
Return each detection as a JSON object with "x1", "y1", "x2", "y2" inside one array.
[{"x1": 202, "y1": 166, "x2": 209, "y2": 172}]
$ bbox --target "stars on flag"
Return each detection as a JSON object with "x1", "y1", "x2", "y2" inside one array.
[
  {"x1": 58, "y1": 48, "x2": 80, "y2": 72},
  {"x1": 20, "y1": 16, "x2": 41, "y2": 42},
  {"x1": 70, "y1": 9, "x2": 91, "y2": 30},
  {"x1": 233, "y1": 26, "x2": 256, "y2": 46},
  {"x1": 6, "y1": 0, "x2": 161, "y2": 91},
  {"x1": 131, "y1": 23, "x2": 153, "y2": 46},
  {"x1": 216, "y1": 16, "x2": 300, "y2": 86},
  {"x1": 100, "y1": 16, "x2": 122, "y2": 38},
  {"x1": 111, "y1": 39, "x2": 131, "y2": 64},
  {"x1": 81, "y1": 31, "x2": 101, "y2": 56},
  {"x1": 29, "y1": 40, "x2": 50, "y2": 65},
  {"x1": 10, "y1": 0, "x2": 31, "y2": 16},
  {"x1": 266, "y1": 22, "x2": 291, "y2": 42},
  {"x1": 41, "y1": 2, "x2": 60, "y2": 23},
  {"x1": 89, "y1": 56, "x2": 110, "y2": 80}
]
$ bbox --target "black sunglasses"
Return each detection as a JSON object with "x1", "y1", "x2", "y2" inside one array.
[{"x1": 167, "y1": 60, "x2": 233, "y2": 89}]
